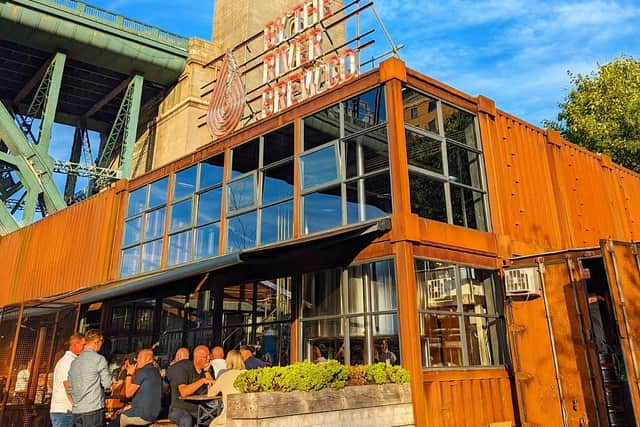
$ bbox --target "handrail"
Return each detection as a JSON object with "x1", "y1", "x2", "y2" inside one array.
[{"x1": 25, "y1": 0, "x2": 189, "y2": 50}]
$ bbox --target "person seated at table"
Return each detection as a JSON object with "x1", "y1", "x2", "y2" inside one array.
[
  {"x1": 208, "y1": 350, "x2": 246, "y2": 426},
  {"x1": 170, "y1": 348, "x2": 189, "y2": 366},
  {"x1": 238, "y1": 346, "x2": 265, "y2": 370},
  {"x1": 166, "y1": 345, "x2": 214, "y2": 427},
  {"x1": 209, "y1": 346, "x2": 226, "y2": 379},
  {"x1": 113, "y1": 348, "x2": 161, "y2": 427}
]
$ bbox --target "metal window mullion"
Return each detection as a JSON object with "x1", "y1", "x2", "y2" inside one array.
[
  {"x1": 341, "y1": 268, "x2": 350, "y2": 366},
  {"x1": 473, "y1": 117, "x2": 492, "y2": 232},
  {"x1": 364, "y1": 264, "x2": 374, "y2": 364},
  {"x1": 454, "y1": 266, "x2": 470, "y2": 366},
  {"x1": 356, "y1": 140, "x2": 366, "y2": 221}
]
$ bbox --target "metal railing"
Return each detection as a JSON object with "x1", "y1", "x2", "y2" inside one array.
[{"x1": 29, "y1": 0, "x2": 189, "y2": 50}]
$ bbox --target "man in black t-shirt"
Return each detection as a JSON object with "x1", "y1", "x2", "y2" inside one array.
[
  {"x1": 166, "y1": 345, "x2": 214, "y2": 427},
  {"x1": 118, "y1": 348, "x2": 162, "y2": 426}
]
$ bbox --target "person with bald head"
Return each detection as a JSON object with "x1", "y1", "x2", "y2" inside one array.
[
  {"x1": 115, "y1": 348, "x2": 161, "y2": 426},
  {"x1": 171, "y1": 347, "x2": 189, "y2": 366},
  {"x1": 210, "y1": 346, "x2": 227, "y2": 379},
  {"x1": 166, "y1": 345, "x2": 214, "y2": 427}
]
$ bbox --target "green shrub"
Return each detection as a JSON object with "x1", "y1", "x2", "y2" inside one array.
[{"x1": 234, "y1": 361, "x2": 409, "y2": 393}]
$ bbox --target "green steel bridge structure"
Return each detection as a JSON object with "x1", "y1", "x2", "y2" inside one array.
[{"x1": 0, "y1": 0, "x2": 189, "y2": 234}]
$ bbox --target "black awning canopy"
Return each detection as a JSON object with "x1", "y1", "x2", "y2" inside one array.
[{"x1": 46, "y1": 218, "x2": 390, "y2": 305}]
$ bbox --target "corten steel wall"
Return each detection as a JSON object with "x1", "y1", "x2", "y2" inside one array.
[
  {"x1": 0, "y1": 185, "x2": 124, "y2": 306},
  {"x1": 478, "y1": 100, "x2": 640, "y2": 258}
]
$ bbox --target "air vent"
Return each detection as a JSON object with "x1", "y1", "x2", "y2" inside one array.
[{"x1": 504, "y1": 267, "x2": 541, "y2": 297}]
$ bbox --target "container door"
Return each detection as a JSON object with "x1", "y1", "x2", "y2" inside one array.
[{"x1": 601, "y1": 240, "x2": 640, "y2": 423}]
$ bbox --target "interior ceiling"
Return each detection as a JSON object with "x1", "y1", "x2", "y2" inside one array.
[{"x1": 0, "y1": 39, "x2": 165, "y2": 133}]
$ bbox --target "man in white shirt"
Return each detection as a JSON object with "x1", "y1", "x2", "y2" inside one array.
[
  {"x1": 50, "y1": 333, "x2": 85, "y2": 427},
  {"x1": 209, "y1": 346, "x2": 226, "y2": 378}
]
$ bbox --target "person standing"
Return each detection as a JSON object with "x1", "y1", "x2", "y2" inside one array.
[
  {"x1": 209, "y1": 346, "x2": 227, "y2": 379},
  {"x1": 50, "y1": 333, "x2": 86, "y2": 427},
  {"x1": 67, "y1": 329, "x2": 112, "y2": 427},
  {"x1": 166, "y1": 345, "x2": 214, "y2": 427},
  {"x1": 115, "y1": 348, "x2": 162, "y2": 427}
]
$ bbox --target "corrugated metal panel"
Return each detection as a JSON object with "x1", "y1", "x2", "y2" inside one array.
[
  {"x1": 615, "y1": 168, "x2": 640, "y2": 240},
  {"x1": 422, "y1": 370, "x2": 514, "y2": 426},
  {"x1": 482, "y1": 110, "x2": 640, "y2": 258},
  {"x1": 0, "y1": 187, "x2": 123, "y2": 306},
  {"x1": 553, "y1": 144, "x2": 620, "y2": 245},
  {"x1": 484, "y1": 112, "x2": 564, "y2": 254}
]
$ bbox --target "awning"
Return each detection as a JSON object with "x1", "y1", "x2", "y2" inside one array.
[{"x1": 52, "y1": 218, "x2": 390, "y2": 305}]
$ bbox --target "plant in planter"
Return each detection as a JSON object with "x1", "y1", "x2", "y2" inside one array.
[{"x1": 234, "y1": 361, "x2": 410, "y2": 393}]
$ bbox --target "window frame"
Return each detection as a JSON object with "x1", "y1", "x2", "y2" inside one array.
[
  {"x1": 404, "y1": 86, "x2": 492, "y2": 232},
  {"x1": 414, "y1": 257, "x2": 506, "y2": 369}
]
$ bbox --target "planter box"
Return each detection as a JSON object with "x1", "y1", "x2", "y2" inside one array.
[{"x1": 226, "y1": 383, "x2": 414, "y2": 427}]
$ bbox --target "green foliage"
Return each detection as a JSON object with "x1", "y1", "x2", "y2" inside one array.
[
  {"x1": 363, "y1": 363, "x2": 411, "y2": 385},
  {"x1": 234, "y1": 361, "x2": 410, "y2": 393},
  {"x1": 546, "y1": 55, "x2": 640, "y2": 173}
]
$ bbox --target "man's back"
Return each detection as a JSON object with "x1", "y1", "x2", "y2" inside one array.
[
  {"x1": 126, "y1": 364, "x2": 162, "y2": 422},
  {"x1": 68, "y1": 349, "x2": 111, "y2": 414},
  {"x1": 50, "y1": 351, "x2": 76, "y2": 413}
]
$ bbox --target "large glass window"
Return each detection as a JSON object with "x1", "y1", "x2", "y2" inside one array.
[
  {"x1": 300, "y1": 87, "x2": 392, "y2": 235},
  {"x1": 301, "y1": 259, "x2": 400, "y2": 366},
  {"x1": 403, "y1": 87, "x2": 488, "y2": 231},
  {"x1": 121, "y1": 177, "x2": 168, "y2": 277},
  {"x1": 225, "y1": 124, "x2": 295, "y2": 253},
  {"x1": 415, "y1": 259, "x2": 505, "y2": 368},
  {"x1": 166, "y1": 154, "x2": 225, "y2": 266}
]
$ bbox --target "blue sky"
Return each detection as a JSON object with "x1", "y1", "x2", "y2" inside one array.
[{"x1": 85, "y1": 0, "x2": 640, "y2": 127}]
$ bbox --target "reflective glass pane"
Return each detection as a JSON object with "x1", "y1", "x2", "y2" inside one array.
[
  {"x1": 348, "y1": 316, "x2": 368, "y2": 365},
  {"x1": 174, "y1": 166, "x2": 197, "y2": 200},
  {"x1": 123, "y1": 217, "x2": 142, "y2": 246},
  {"x1": 168, "y1": 230, "x2": 192, "y2": 266},
  {"x1": 459, "y1": 267, "x2": 497, "y2": 315},
  {"x1": 197, "y1": 188, "x2": 222, "y2": 225},
  {"x1": 226, "y1": 210, "x2": 257, "y2": 252},
  {"x1": 344, "y1": 128, "x2": 389, "y2": 179},
  {"x1": 370, "y1": 260, "x2": 397, "y2": 311},
  {"x1": 262, "y1": 162, "x2": 294, "y2": 205},
  {"x1": 144, "y1": 208, "x2": 165, "y2": 240},
  {"x1": 347, "y1": 265, "x2": 366, "y2": 314},
  {"x1": 403, "y1": 88, "x2": 439, "y2": 134},
  {"x1": 463, "y1": 316, "x2": 503, "y2": 366},
  {"x1": 263, "y1": 124, "x2": 294, "y2": 166},
  {"x1": 300, "y1": 145, "x2": 338, "y2": 189},
  {"x1": 302, "y1": 318, "x2": 344, "y2": 363},
  {"x1": 303, "y1": 104, "x2": 340, "y2": 150},
  {"x1": 451, "y1": 185, "x2": 487, "y2": 231},
  {"x1": 127, "y1": 187, "x2": 147, "y2": 217},
  {"x1": 372, "y1": 315, "x2": 400, "y2": 365},
  {"x1": 344, "y1": 87, "x2": 386, "y2": 133},
  {"x1": 416, "y1": 259, "x2": 457, "y2": 312},
  {"x1": 420, "y1": 313, "x2": 463, "y2": 368},
  {"x1": 302, "y1": 186, "x2": 342, "y2": 234},
  {"x1": 255, "y1": 278, "x2": 292, "y2": 322},
  {"x1": 227, "y1": 174, "x2": 256, "y2": 212},
  {"x1": 200, "y1": 154, "x2": 224, "y2": 189},
  {"x1": 121, "y1": 246, "x2": 141, "y2": 277},
  {"x1": 148, "y1": 177, "x2": 168, "y2": 208},
  {"x1": 409, "y1": 173, "x2": 447, "y2": 223},
  {"x1": 302, "y1": 269, "x2": 343, "y2": 317},
  {"x1": 231, "y1": 139, "x2": 259, "y2": 177},
  {"x1": 447, "y1": 145, "x2": 482, "y2": 188},
  {"x1": 170, "y1": 199, "x2": 193, "y2": 231},
  {"x1": 344, "y1": 176, "x2": 392, "y2": 223},
  {"x1": 260, "y1": 200, "x2": 293, "y2": 245},
  {"x1": 141, "y1": 240, "x2": 162, "y2": 273},
  {"x1": 442, "y1": 104, "x2": 477, "y2": 148},
  {"x1": 406, "y1": 130, "x2": 443, "y2": 174},
  {"x1": 195, "y1": 223, "x2": 220, "y2": 259}
]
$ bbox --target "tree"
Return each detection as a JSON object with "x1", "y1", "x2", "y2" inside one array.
[{"x1": 543, "y1": 55, "x2": 640, "y2": 173}]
